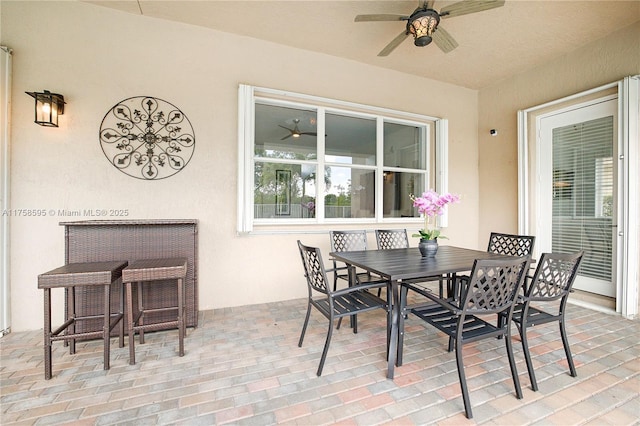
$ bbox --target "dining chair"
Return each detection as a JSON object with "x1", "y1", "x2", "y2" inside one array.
[
  {"x1": 296, "y1": 240, "x2": 390, "y2": 376},
  {"x1": 330, "y1": 230, "x2": 383, "y2": 291},
  {"x1": 500, "y1": 251, "x2": 584, "y2": 391},
  {"x1": 403, "y1": 256, "x2": 530, "y2": 419},
  {"x1": 487, "y1": 232, "x2": 536, "y2": 257},
  {"x1": 375, "y1": 229, "x2": 446, "y2": 297},
  {"x1": 374, "y1": 228, "x2": 410, "y2": 249},
  {"x1": 452, "y1": 232, "x2": 536, "y2": 299}
]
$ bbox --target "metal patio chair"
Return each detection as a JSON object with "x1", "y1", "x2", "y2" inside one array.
[
  {"x1": 403, "y1": 256, "x2": 530, "y2": 419},
  {"x1": 297, "y1": 240, "x2": 390, "y2": 376},
  {"x1": 330, "y1": 230, "x2": 385, "y2": 291},
  {"x1": 452, "y1": 232, "x2": 536, "y2": 299},
  {"x1": 501, "y1": 251, "x2": 584, "y2": 391}
]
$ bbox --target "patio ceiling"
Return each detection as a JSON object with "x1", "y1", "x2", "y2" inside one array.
[{"x1": 85, "y1": 0, "x2": 639, "y2": 90}]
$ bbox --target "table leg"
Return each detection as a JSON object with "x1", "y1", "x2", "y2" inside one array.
[
  {"x1": 386, "y1": 279, "x2": 400, "y2": 379},
  {"x1": 397, "y1": 283, "x2": 408, "y2": 367}
]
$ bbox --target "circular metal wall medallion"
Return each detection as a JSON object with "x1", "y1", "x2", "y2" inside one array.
[{"x1": 99, "y1": 96, "x2": 195, "y2": 180}]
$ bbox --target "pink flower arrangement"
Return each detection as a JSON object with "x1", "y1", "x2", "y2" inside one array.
[{"x1": 410, "y1": 190, "x2": 461, "y2": 240}]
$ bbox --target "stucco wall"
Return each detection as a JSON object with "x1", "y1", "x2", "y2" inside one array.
[
  {"x1": 2, "y1": 1, "x2": 480, "y2": 331},
  {"x1": 478, "y1": 21, "x2": 640, "y2": 312},
  {"x1": 477, "y1": 21, "x2": 639, "y2": 239}
]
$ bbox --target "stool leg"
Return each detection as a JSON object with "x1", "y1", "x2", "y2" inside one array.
[
  {"x1": 137, "y1": 281, "x2": 145, "y2": 345},
  {"x1": 68, "y1": 286, "x2": 76, "y2": 355},
  {"x1": 126, "y1": 281, "x2": 136, "y2": 365},
  {"x1": 178, "y1": 277, "x2": 184, "y2": 357},
  {"x1": 43, "y1": 288, "x2": 53, "y2": 380},
  {"x1": 118, "y1": 279, "x2": 124, "y2": 348},
  {"x1": 103, "y1": 283, "x2": 111, "y2": 370}
]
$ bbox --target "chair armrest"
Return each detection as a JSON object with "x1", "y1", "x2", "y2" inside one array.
[
  {"x1": 333, "y1": 280, "x2": 388, "y2": 297},
  {"x1": 403, "y1": 282, "x2": 461, "y2": 314}
]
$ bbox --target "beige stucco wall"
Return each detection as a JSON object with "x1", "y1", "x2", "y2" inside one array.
[
  {"x1": 478, "y1": 21, "x2": 640, "y2": 310},
  {"x1": 2, "y1": 1, "x2": 480, "y2": 331}
]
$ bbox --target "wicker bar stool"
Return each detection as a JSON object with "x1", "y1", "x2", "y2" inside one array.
[
  {"x1": 123, "y1": 258, "x2": 188, "y2": 365},
  {"x1": 38, "y1": 260, "x2": 128, "y2": 380}
]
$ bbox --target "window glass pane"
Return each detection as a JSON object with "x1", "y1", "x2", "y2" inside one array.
[
  {"x1": 384, "y1": 122, "x2": 426, "y2": 169},
  {"x1": 325, "y1": 113, "x2": 376, "y2": 166},
  {"x1": 552, "y1": 116, "x2": 613, "y2": 281},
  {"x1": 325, "y1": 166, "x2": 375, "y2": 218},
  {"x1": 382, "y1": 172, "x2": 425, "y2": 218},
  {"x1": 254, "y1": 162, "x2": 316, "y2": 219},
  {"x1": 255, "y1": 103, "x2": 317, "y2": 160}
]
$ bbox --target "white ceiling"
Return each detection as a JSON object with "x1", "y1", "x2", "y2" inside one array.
[{"x1": 86, "y1": 0, "x2": 639, "y2": 90}]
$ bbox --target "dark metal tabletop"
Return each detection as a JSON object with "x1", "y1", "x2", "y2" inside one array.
[{"x1": 330, "y1": 245, "x2": 518, "y2": 281}]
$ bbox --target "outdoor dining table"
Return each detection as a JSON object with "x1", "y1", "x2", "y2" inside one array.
[{"x1": 330, "y1": 245, "x2": 520, "y2": 379}]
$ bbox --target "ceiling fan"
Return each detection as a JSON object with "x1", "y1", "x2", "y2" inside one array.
[
  {"x1": 355, "y1": 0, "x2": 505, "y2": 57},
  {"x1": 279, "y1": 119, "x2": 318, "y2": 140}
]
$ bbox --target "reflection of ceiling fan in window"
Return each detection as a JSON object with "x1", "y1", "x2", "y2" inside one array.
[{"x1": 279, "y1": 119, "x2": 318, "y2": 140}]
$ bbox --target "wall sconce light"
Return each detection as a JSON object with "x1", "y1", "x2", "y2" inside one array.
[{"x1": 25, "y1": 90, "x2": 65, "y2": 127}]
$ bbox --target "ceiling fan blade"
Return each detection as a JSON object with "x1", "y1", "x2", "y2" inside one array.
[
  {"x1": 378, "y1": 30, "x2": 410, "y2": 57},
  {"x1": 355, "y1": 14, "x2": 408, "y2": 22},
  {"x1": 300, "y1": 132, "x2": 318, "y2": 136},
  {"x1": 280, "y1": 134, "x2": 292, "y2": 140},
  {"x1": 432, "y1": 25, "x2": 459, "y2": 53},
  {"x1": 440, "y1": 0, "x2": 505, "y2": 19},
  {"x1": 278, "y1": 125, "x2": 292, "y2": 131},
  {"x1": 424, "y1": 1, "x2": 436, "y2": 9}
]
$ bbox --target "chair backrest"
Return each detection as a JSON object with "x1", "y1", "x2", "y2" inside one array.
[
  {"x1": 375, "y1": 229, "x2": 409, "y2": 250},
  {"x1": 487, "y1": 232, "x2": 536, "y2": 257},
  {"x1": 297, "y1": 240, "x2": 330, "y2": 295},
  {"x1": 462, "y1": 257, "x2": 530, "y2": 315},
  {"x1": 330, "y1": 230, "x2": 368, "y2": 252},
  {"x1": 526, "y1": 251, "x2": 584, "y2": 301}
]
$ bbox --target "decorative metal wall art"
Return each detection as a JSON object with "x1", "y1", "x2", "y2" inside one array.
[{"x1": 99, "y1": 96, "x2": 195, "y2": 180}]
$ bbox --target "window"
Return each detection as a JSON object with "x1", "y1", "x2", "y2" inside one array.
[{"x1": 238, "y1": 85, "x2": 448, "y2": 232}]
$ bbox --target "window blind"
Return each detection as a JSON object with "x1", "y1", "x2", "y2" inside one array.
[{"x1": 552, "y1": 116, "x2": 614, "y2": 281}]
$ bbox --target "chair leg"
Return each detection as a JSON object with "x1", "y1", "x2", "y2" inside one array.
[
  {"x1": 559, "y1": 318, "x2": 577, "y2": 378},
  {"x1": 505, "y1": 327, "x2": 523, "y2": 399},
  {"x1": 317, "y1": 318, "x2": 335, "y2": 376},
  {"x1": 298, "y1": 302, "x2": 312, "y2": 347},
  {"x1": 448, "y1": 336, "x2": 454, "y2": 352},
  {"x1": 454, "y1": 340, "x2": 473, "y2": 419},
  {"x1": 519, "y1": 323, "x2": 538, "y2": 391}
]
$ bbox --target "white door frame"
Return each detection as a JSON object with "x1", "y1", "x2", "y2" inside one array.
[
  {"x1": 517, "y1": 76, "x2": 639, "y2": 319},
  {"x1": 0, "y1": 46, "x2": 11, "y2": 336}
]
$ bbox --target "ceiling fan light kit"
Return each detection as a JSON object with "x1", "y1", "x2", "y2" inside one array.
[{"x1": 408, "y1": 9, "x2": 440, "y2": 47}]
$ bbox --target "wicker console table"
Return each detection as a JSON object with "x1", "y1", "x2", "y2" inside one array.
[{"x1": 60, "y1": 220, "x2": 198, "y2": 334}]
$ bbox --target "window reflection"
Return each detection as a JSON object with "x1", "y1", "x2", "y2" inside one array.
[
  {"x1": 325, "y1": 113, "x2": 376, "y2": 166},
  {"x1": 254, "y1": 103, "x2": 317, "y2": 161},
  {"x1": 324, "y1": 167, "x2": 375, "y2": 219},
  {"x1": 254, "y1": 162, "x2": 316, "y2": 219},
  {"x1": 382, "y1": 172, "x2": 424, "y2": 218}
]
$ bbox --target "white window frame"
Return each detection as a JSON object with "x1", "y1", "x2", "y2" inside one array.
[{"x1": 238, "y1": 85, "x2": 449, "y2": 233}]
